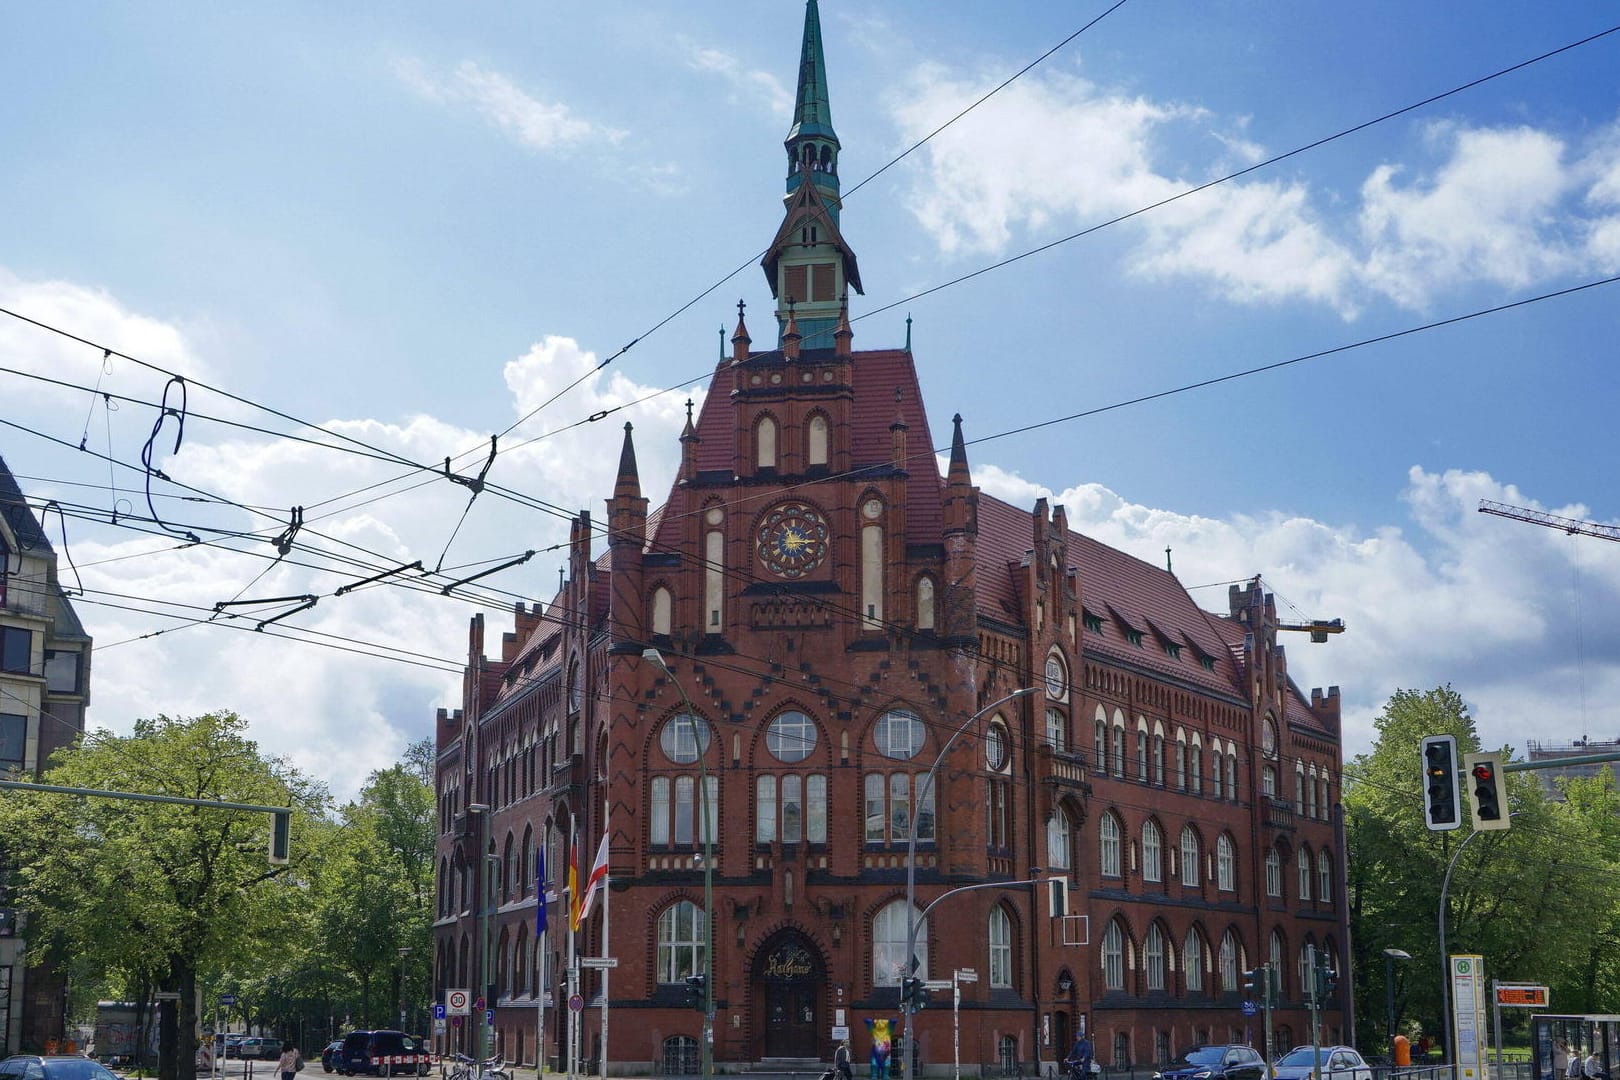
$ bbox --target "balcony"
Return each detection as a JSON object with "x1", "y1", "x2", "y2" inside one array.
[
  {"x1": 1036, "y1": 745, "x2": 1091, "y2": 823},
  {"x1": 1263, "y1": 795, "x2": 1296, "y2": 832}
]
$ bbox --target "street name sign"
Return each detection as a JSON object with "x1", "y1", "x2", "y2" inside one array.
[{"x1": 580, "y1": 957, "x2": 619, "y2": 968}]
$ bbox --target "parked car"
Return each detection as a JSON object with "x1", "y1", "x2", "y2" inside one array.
[
  {"x1": 1272, "y1": 1046, "x2": 1372, "y2": 1080},
  {"x1": 1155, "y1": 1046, "x2": 1269, "y2": 1080},
  {"x1": 338, "y1": 1031, "x2": 431, "y2": 1077},
  {"x1": 223, "y1": 1035, "x2": 247, "y2": 1060},
  {"x1": 321, "y1": 1040, "x2": 344, "y2": 1073},
  {"x1": 0, "y1": 1057, "x2": 123, "y2": 1080},
  {"x1": 240, "y1": 1037, "x2": 281, "y2": 1061}
]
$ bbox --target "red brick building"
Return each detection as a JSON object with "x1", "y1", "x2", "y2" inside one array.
[{"x1": 432, "y1": 2, "x2": 1350, "y2": 1072}]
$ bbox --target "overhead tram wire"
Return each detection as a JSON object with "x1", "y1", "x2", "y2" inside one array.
[{"x1": 2, "y1": 18, "x2": 1611, "y2": 546}]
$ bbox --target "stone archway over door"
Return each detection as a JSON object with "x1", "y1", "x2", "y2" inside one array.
[{"x1": 755, "y1": 931, "x2": 825, "y2": 1058}]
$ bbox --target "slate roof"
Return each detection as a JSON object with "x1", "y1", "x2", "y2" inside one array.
[{"x1": 0, "y1": 454, "x2": 53, "y2": 554}]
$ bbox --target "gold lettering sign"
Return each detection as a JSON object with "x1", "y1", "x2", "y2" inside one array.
[{"x1": 764, "y1": 944, "x2": 815, "y2": 980}]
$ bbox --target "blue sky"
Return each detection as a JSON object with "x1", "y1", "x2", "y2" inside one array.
[{"x1": 3, "y1": 2, "x2": 1618, "y2": 800}]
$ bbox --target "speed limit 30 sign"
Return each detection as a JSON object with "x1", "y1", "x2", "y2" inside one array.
[{"x1": 446, "y1": 989, "x2": 472, "y2": 1016}]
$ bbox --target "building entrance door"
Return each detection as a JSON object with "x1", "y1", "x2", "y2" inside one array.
[{"x1": 756, "y1": 932, "x2": 823, "y2": 1059}]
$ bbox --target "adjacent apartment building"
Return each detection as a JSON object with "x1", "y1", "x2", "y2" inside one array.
[
  {"x1": 432, "y1": 3, "x2": 1351, "y2": 1072},
  {"x1": 1, "y1": 455, "x2": 94, "y2": 1053}
]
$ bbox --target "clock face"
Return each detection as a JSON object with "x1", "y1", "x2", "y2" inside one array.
[{"x1": 757, "y1": 502, "x2": 829, "y2": 578}]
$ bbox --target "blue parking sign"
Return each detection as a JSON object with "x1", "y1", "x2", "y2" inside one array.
[{"x1": 434, "y1": 1004, "x2": 446, "y2": 1020}]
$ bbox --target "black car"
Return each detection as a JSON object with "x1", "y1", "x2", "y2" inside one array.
[
  {"x1": 0, "y1": 1058, "x2": 122, "y2": 1080},
  {"x1": 338, "y1": 1031, "x2": 431, "y2": 1077},
  {"x1": 321, "y1": 1040, "x2": 344, "y2": 1073},
  {"x1": 1155, "y1": 1046, "x2": 1269, "y2": 1080}
]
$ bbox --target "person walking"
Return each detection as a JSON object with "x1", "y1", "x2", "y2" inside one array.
[
  {"x1": 276, "y1": 1041, "x2": 301, "y2": 1080},
  {"x1": 836, "y1": 1039, "x2": 854, "y2": 1080}
]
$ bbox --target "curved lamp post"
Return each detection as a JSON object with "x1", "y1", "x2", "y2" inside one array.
[
  {"x1": 644, "y1": 648, "x2": 715, "y2": 1080},
  {"x1": 1383, "y1": 948, "x2": 1411, "y2": 1044},
  {"x1": 902, "y1": 687, "x2": 1038, "y2": 1080}
]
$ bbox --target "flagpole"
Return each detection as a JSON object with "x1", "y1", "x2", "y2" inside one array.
[{"x1": 599, "y1": 799, "x2": 610, "y2": 1080}]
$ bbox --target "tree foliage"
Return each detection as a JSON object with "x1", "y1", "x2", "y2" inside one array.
[{"x1": 1346, "y1": 686, "x2": 1620, "y2": 1051}]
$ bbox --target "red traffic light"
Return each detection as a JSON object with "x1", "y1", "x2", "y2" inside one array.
[{"x1": 1472, "y1": 763, "x2": 1494, "y2": 783}]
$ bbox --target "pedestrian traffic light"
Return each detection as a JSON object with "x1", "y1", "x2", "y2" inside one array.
[
  {"x1": 1420, "y1": 735, "x2": 1461, "y2": 831},
  {"x1": 1464, "y1": 751, "x2": 1510, "y2": 832},
  {"x1": 684, "y1": 973, "x2": 706, "y2": 1011}
]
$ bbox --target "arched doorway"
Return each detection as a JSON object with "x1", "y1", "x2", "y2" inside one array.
[{"x1": 754, "y1": 931, "x2": 825, "y2": 1058}]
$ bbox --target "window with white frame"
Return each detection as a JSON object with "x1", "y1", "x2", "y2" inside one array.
[
  {"x1": 1047, "y1": 811, "x2": 1072, "y2": 871},
  {"x1": 1180, "y1": 826, "x2": 1200, "y2": 887},
  {"x1": 1176, "y1": 736, "x2": 1188, "y2": 790},
  {"x1": 1136, "y1": 727, "x2": 1148, "y2": 780},
  {"x1": 756, "y1": 774, "x2": 828, "y2": 844},
  {"x1": 1183, "y1": 930, "x2": 1204, "y2": 992},
  {"x1": 874, "y1": 900, "x2": 926, "y2": 984},
  {"x1": 1102, "y1": 919, "x2": 1125, "y2": 990},
  {"x1": 874, "y1": 709, "x2": 925, "y2": 759},
  {"x1": 1152, "y1": 732, "x2": 1165, "y2": 786},
  {"x1": 1190, "y1": 743, "x2": 1203, "y2": 795},
  {"x1": 1265, "y1": 849, "x2": 1281, "y2": 897},
  {"x1": 1142, "y1": 820, "x2": 1163, "y2": 883},
  {"x1": 1219, "y1": 931, "x2": 1240, "y2": 991},
  {"x1": 1210, "y1": 742, "x2": 1224, "y2": 799},
  {"x1": 1145, "y1": 924, "x2": 1166, "y2": 991},
  {"x1": 1045, "y1": 708, "x2": 1067, "y2": 751},
  {"x1": 1112, "y1": 720, "x2": 1126, "y2": 776},
  {"x1": 1317, "y1": 849, "x2": 1333, "y2": 902},
  {"x1": 650, "y1": 775, "x2": 718, "y2": 846},
  {"x1": 766, "y1": 711, "x2": 818, "y2": 762},
  {"x1": 1297, "y1": 848, "x2": 1312, "y2": 900},
  {"x1": 1269, "y1": 930, "x2": 1285, "y2": 994},
  {"x1": 1217, "y1": 834, "x2": 1235, "y2": 891},
  {"x1": 864, "y1": 772, "x2": 935, "y2": 843},
  {"x1": 660, "y1": 714, "x2": 711, "y2": 764},
  {"x1": 989, "y1": 906, "x2": 1013, "y2": 988},
  {"x1": 1100, "y1": 812, "x2": 1122, "y2": 877},
  {"x1": 655, "y1": 900, "x2": 707, "y2": 983},
  {"x1": 1095, "y1": 717, "x2": 1107, "y2": 768},
  {"x1": 1226, "y1": 752, "x2": 1238, "y2": 799}
]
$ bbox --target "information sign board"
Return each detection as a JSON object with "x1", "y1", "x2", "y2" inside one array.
[{"x1": 1497, "y1": 986, "x2": 1550, "y2": 1008}]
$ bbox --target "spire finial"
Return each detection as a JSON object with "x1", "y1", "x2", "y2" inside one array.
[{"x1": 905, "y1": 313, "x2": 912, "y2": 352}]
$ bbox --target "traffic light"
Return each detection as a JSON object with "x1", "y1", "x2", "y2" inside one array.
[
  {"x1": 900, "y1": 977, "x2": 930, "y2": 1013},
  {"x1": 1318, "y1": 963, "x2": 1338, "y2": 998},
  {"x1": 1241, "y1": 968, "x2": 1258, "y2": 995},
  {"x1": 269, "y1": 808, "x2": 291, "y2": 864},
  {"x1": 1464, "y1": 751, "x2": 1510, "y2": 832},
  {"x1": 1420, "y1": 735, "x2": 1461, "y2": 831},
  {"x1": 684, "y1": 973, "x2": 706, "y2": 1011}
]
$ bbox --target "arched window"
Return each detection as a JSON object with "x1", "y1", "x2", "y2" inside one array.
[
  {"x1": 1145, "y1": 924, "x2": 1166, "y2": 991},
  {"x1": 1183, "y1": 929, "x2": 1205, "y2": 992},
  {"x1": 1219, "y1": 930, "x2": 1241, "y2": 991},
  {"x1": 1095, "y1": 714, "x2": 1107, "y2": 769},
  {"x1": 1226, "y1": 752, "x2": 1238, "y2": 799},
  {"x1": 1217, "y1": 834, "x2": 1235, "y2": 891},
  {"x1": 1295, "y1": 764, "x2": 1306, "y2": 810},
  {"x1": 651, "y1": 585, "x2": 672, "y2": 636},
  {"x1": 1317, "y1": 849, "x2": 1334, "y2": 902},
  {"x1": 989, "y1": 906, "x2": 1013, "y2": 988},
  {"x1": 1209, "y1": 740, "x2": 1224, "y2": 799},
  {"x1": 1190, "y1": 740, "x2": 1204, "y2": 795},
  {"x1": 916, "y1": 576, "x2": 936, "y2": 631},
  {"x1": 1135, "y1": 726, "x2": 1149, "y2": 780},
  {"x1": 875, "y1": 900, "x2": 926, "y2": 984},
  {"x1": 1045, "y1": 708, "x2": 1067, "y2": 751},
  {"x1": 1180, "y1": 826, "x2": 1200, "y2": 887},
  {"x1": 662, "y1": 1036, "x2": 699, "y2": 1076},
  {"x1": 704, "y1": 529, "x2": 724, "y2": 632},
  {"x1": 1269, "y1": 930, "x2": 1286, "y2": 995},
  {"x1": 1048, "y1": 810, "x2": 1072, "y2": 870},
  {"x1": 1100, "y1": 812, "x2": 1122, "y2": 877},
  {"x1": 656, "y1": 900, "x2": 707, "y2": 983},
  {"x1": 808, "y1": 414, "x2": 829, "y2": 466},
  {"x1": 1152, "y1": 732, "x2": 1165, "y2": 786},
  {"x1": 1175, "y1": 732, "x2": 1188, "y2": 790},
  {"x1": 861, "y1": 523, "x2": 883, "y2": 628},
  {"x1": 1112, "y1": 714, "x2": 1126, "y2": 776},
  {"x1": 1102, "y1": 920, "x2": 1125, "y2": 990},
  {"x1": 1265, "y1": 849, "x2": 1281, "y2": 897},
  {"x1": 756, "y1": 415, "x2": 777, "y2": 469},
  {"x1": 1306, "y1": 766, "x2": 1319, "y2": 818},
  {"x1": 1297, "y1": 848, "x2": 1313, "y2": 901},
  {"x1": 1142, "y1": 820, "x2": 1162, "y2": 883}
]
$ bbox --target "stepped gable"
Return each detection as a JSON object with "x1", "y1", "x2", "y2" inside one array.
[{"x1": 973, "y1": 491, "x2": 1242, "y2": 697}]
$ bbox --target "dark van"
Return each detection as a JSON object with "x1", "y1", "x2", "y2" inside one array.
[{"x1": 337, "y1": 1032, "x2": 430, "y2": 1077}]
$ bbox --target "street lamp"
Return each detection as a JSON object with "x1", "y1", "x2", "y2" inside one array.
[
  {"x1": 644, "y1": 648, "x2": 715, "y2": 1080},
  {"x1": 903, "y1": 687, "x2": 1038, "y2": 1080},
  {"x1": 469, "y1": 803, "x2": 492, "y2": 1076},
  {"x1": 399, "y1": 947, "x2": 412, "y2": 1032},
  {"x1": 1383, "y1": 948, "x2": 1411, "y2": 1043}
]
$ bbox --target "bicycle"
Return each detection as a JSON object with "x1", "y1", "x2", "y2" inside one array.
[{"x1": 445, "y1": 1053, "x2": 507, "y2": 1080}]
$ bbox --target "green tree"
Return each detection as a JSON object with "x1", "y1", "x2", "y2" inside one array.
[
  {"x1": 1346, "y1": 687, "x2": 1620, "y2": 1052},
  {"x1": 0, "y1": 712, "x2": 326, "y2": 1080}
]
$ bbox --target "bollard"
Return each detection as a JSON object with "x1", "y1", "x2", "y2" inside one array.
[{"x1": 1393, "y1": 1036, "x2": 1411, "y2": 1068}]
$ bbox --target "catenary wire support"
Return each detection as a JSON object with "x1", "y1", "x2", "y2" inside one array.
[
  {"x1": 440, "y1": 550, "x2": 535, "y2": 596},
  {"x1": 335, "y1": 560, "x2": 425, "y2": 596}
]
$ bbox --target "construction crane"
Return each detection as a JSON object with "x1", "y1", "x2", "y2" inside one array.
[
  {"x1": 1279, "y1": 618, "x2": 1345, "y2": 643},
  {"x1": 1478, "y1": 500, "x2": 1620, "y2": 543}
]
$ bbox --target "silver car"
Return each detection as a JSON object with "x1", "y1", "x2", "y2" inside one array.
[{"x1": 1271, "y1": 1046, "x2": 1373, "y2": 1080}]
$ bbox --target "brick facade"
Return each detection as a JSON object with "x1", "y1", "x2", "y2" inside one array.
[{"x1": 431, "y1": 3, "x2": 1350, "y2": 1073}]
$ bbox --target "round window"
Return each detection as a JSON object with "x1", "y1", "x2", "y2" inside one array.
[
  {"x1": 659, "y1": 714, "x2": 711, "y2": 764},
  {"x1": 767, "y1": 711, "x2": 817, "y2": 763},
  {"x1": 875, "y1": 709, "x2": 925, "y2": 760},
  {"x1": 985, "y1": 723, "x2": 1008, "y2": 770},
  {"x1": 1045, "y1": 654, "x2": 1066, "y2": 698}
]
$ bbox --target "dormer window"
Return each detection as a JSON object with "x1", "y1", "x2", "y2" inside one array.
[
  {"x1": 1125, "y1": 629, "x2": 1144, "y2": 648},
  {"x1": 1083, "y1": 612, "x2": 1103, "y2": 634}
]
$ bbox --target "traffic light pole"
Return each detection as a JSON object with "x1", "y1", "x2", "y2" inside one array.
[{"x1": 1262, "y1": 965, "x2": 1274, "y2": 1070}]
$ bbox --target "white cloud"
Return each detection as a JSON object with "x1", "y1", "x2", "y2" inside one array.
[
  {"x1": 972, "y1": 461, "x2": 1620, "y2": 760},
  {"x1": 1359, "y1": 124, "x2": 1577, "y2": 307},
  {"x1": 891, "y1": 67, "x2": 1620, "y2": 315},
  {"x1": 682, "y1": 41, "x2": 793, "y2": 118},
  {"x1": 394, "y1": 57, "x2": 625, "y2": 151}
]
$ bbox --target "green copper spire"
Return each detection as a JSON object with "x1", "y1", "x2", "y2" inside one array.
[{"x1": 784, "y1": 0, "x2": 840, "y2": 206}]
